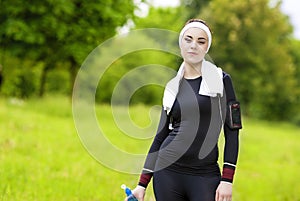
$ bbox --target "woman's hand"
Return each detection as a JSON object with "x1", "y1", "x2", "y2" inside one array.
[
  {"x1": 124, "y1": 185, "x2": 146, "y2": 201},
  {"x1": 215, "y1": 181, "x2": 232, "y2": 201}
]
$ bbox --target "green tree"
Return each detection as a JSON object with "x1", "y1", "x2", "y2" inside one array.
[
  {"x1": 0, "y1": 0, "x2": 135, "y2": 97},
  {"x1": 289, "y1": 39, "x2": 300, "y2": 86},
  {"x1": 201, "y1": 0, "x2": 298, "y2": 120},
  {"x1": 92, "y1": 6, "x2": 185, "y2": 105},
  {"x1": 94, "y1": 29, "x2": 178, "y2": 104},
  {"x1": 135, "y1": 6, "x2": 183, "y2": 31},
  {"x1": 179, "y1": 0, "x2": 210, "y2": 20},
  {"x1": 288, "y1": 39, "x2": 300, "y2": 124}
]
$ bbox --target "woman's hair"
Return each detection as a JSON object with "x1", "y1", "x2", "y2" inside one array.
[{"x1": 184, "y1": 19, "x2": 212, "y2": 34}]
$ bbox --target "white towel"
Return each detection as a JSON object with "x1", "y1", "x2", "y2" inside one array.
[{"x1": 163, "y1": 60, "x2": 223, "y2": 114}]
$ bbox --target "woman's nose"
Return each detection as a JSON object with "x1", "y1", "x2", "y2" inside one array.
[{"x1": 190, "y1": 40, "x2": 197, "y2": 49}]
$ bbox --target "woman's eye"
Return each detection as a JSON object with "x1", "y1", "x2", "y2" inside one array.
[
  {"x1": 198, "y1": 41, "x2": 205, "y2": 44},
  {"x1": 184, "y1": 38, "x2": 192, "y2": 42}
]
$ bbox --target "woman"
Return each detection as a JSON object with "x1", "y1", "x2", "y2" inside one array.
[{"x1": 126, "y1": 19, "x2": 242, "y2": 201}]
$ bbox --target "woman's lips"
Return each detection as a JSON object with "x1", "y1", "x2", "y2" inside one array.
[{"x1": 187, "y1": 52, "x2": 198, "y2": 55}]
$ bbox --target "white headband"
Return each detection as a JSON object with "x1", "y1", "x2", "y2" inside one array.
[{"x1": 179, "y1": 21, "x2": 212, "y2": 53}]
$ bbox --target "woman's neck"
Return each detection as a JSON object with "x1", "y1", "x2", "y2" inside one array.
[{"x1": 183, "y1": 61, "x2": 202, "y2": 79}]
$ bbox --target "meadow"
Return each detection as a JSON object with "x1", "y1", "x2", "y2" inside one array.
[{"x1": 0, "y1": 96, "x2": 299, "y2": 201}]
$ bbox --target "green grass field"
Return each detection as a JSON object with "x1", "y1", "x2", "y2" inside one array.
[{"x1": 1, "y1": 96, "x2": 299, "y2": 201}]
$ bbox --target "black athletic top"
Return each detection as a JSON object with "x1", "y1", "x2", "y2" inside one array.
[{"x1": 139, "y1": 72, "x2": 240, "y2": 188}]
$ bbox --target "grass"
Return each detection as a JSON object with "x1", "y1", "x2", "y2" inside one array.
[{"x1": 0, "y1": 96, "x2": 299, "y2": 200}]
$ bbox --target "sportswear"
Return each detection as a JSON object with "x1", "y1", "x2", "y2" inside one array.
[{"x1": 139, "y1": 72, "x2": 240, "y2": 188}]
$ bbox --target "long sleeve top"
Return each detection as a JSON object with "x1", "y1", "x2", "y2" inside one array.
[{"x1": 138, "y1": 72, "x2": 241, "y2": 188}]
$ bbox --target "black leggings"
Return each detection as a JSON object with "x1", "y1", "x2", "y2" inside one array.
[{"x1": 153, "y1": 169, "x2": 220, "y2": 201}]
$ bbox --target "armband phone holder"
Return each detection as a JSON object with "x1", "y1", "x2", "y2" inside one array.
[{"x1": 228, "y1": 101, "x2": 242, "y2": 129}]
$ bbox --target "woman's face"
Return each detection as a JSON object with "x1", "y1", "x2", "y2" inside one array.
[{"x1": 180, "y1": 27, "x2": 209, "y2": 65}]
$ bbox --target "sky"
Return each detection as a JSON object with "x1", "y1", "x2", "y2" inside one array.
[
  {"x1": 147, "y1": 0, "x2": 300, "y2": 39},
  {"x1": 280, "y1": 0, "x2": 300, "y2": 38}
]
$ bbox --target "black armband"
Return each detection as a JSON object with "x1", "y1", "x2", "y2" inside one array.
[{"x1": 227, "y1": 101, "x2": 242, "y2": 129}]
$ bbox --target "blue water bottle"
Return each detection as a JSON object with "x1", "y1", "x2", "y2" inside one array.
[{"x1": 121, "y1": 184, "x2": 138, "y2": 201}]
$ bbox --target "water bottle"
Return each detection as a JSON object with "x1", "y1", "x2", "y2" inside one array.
[{"x1": 121, "y1": 184, "x2": 138, "y2": 201}]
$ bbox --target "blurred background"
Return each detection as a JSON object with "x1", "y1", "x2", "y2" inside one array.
[
  {"x1": 1, "y1": 0, "x2": 300, "y2": 200},
  {"x1": 1, "y1": 0, "x2": 300, "y2": 122}
]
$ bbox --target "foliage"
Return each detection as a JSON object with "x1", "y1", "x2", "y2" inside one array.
[
  {"x1": 135, "y1": 6, "x2": 183, "y2": 31},
  {"x1": 117, "y1": 6, "x2": 188, "y2": 105},
  {"x1": 0, "y1": 53, "x2": 70, "y2": 97},
  {"x1": 289, "y1": 39, "x2": 300, "y2": 87},
  {"x1": 87, "y1": 23, "x2": 180, "y2": 104},
  {"x1": 0, "y1": 0, "x2": 136, "y2": 96},
  {"x1": 97, "y1": 54, "x2": 164, "y2": 104},
  {"x1": 201, "y1": 0, "x2": 298, "y2": 121},
  {"x1": 0, "y1": 56, "x2": 40, "y2": 98},
  {"x1": 288, "y1": 39, "x2": 300, "y2": 125},
  {"x1": 96, "y1": 50, "x2": 178, "y2": 104},
  {"x1": 45, "y1": 67, "x2": 71, "y2": 95},
  {"x1": 179, "y1": 0, "x2": 210, "y2": 20}
]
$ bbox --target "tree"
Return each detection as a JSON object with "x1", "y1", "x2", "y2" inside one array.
[
  {"x1": 179, "y1": 0, "x2": 210, "y2": 20},
  {"x1": 0, "y1": 0, "x2": 136, "y2": 96},
  {"x1": 95, "y1": 7, "x2": 186, "y2": 105},
  {"x1": 201, "y1": 0, "x2": 298, "y2": 120},
  {"x1": 289, "y1": 39, "x2": 300, "y2": 86},
  {"x1": 288, "y1": 39, "x2": 300, "y2": 124}
]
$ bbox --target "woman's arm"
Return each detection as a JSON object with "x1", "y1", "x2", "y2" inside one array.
[
  {"x1": 138, "y1": 107, "x2": 171, "y2": 188},
  {"x1": 216, "y1": 73, "x2": 241, "y2": 201},
  {"x1": 221, "y1": 73, "x2": 240, "y2": 183}
]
